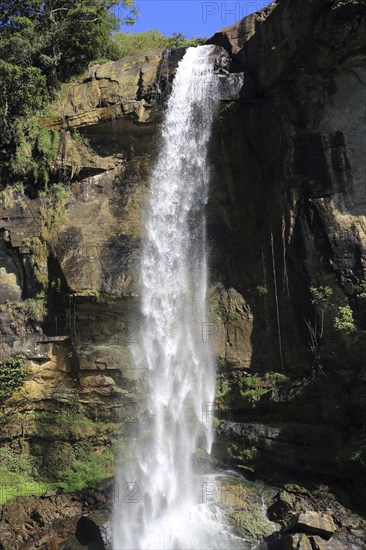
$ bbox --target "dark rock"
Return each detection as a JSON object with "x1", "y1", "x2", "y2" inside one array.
[{"x1": 74, "y1": 511, "x2": 112, "y2": 549}]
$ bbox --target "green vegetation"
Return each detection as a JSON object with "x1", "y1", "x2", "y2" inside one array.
[
  {"x1": 0, "y1": 183, "x2": 25, "y2": 208},
  {"x1": 55, "y1": 448, "x2": 114, "y2": 492},
  {"x1": 215, "y1": 302, "x2": 239, "y2": 323},
  {"x1": 231, "y1": 442, "x2": 258, "y2": 460},
  {"x1": 216, "y1": 373, "x2": 230, "y2": 399},
  {"x1": 0, "y1": 356, "x2": 28, "y2": 401},
  {"x1": 334, "y1": 305, "x2": 356, "y2": 335},
  {"x1": 0, "y1": 467, "x2": 48, "y2": 504},
  {"x1": 113, "y1": 30, "x2": 206, "y2": 58},
  {"x1": 359, "y1": 280, "x2": 366, "y2": 298},
  {"x1": 21, "y1": 183, "x2": 70, "y2": 311},
  {"x1": 310, "y1": 285, "x2": 333, "y2": 305},
  {"x1": 34, "y1": 408, "x2": 108, "y2": 427},
  {"x1": 0, "y1": 448, "x2": 36, "y2": 478},
  {"x1": 239, "y1": 372, "x2": 289, "y2": 402},
  {"x1": 77, "y1": 289, "x2": 116, "y2": 303},
  {"x1": 26, "y1": 293, "x2": 48, "y2": 323},
  {"x1": 0, "y1": 0, "x2": 137, "y2": 186},
  {"x1": 11, "y1": 114, "x2": 60, "y2": 186},
  {"x1": 0, "y1": 443, "x2": 114, "y2": 503},
  {"x1": 0, "y1": 404, "x2": 120, "y2": 503},
  {"x1": 39, "y1": 183, "x2": 71, "y2": 235}
]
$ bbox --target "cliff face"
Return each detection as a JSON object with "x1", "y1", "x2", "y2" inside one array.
[
  {"x1": 207, "y1": 0, "x2": 366, "y2": 502},
  {"x1": 0, "y1": 0, "x2": 365, "y2": 517},
  {"x1": 0, "y1": 46, "x2": 238, "y2": 495}
]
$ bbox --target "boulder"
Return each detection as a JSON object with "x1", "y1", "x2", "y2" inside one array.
[
  {"x1": 207, "y1": 2, "x2": 279, "y2": 56},
  {"x1": 283, "y1": 533, "x2": 312, "y2": 550},
  {"x1": 75, "y1": 511, "x2": 112, "y2": 549},
  {"x1": 287, "y1": 512, "x2": 336, "y2": 539}
]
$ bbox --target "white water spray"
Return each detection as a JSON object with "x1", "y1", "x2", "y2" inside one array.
[{"x1": 113, "y1": 46, "x2": 248, "y2": 550}]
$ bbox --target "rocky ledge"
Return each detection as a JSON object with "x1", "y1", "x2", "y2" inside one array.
[{"x1": 0, "y1": 478, "x2": 364, "y2": 549}]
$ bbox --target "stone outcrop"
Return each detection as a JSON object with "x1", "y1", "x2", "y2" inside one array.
[
  {"x1": 44, "y1": 49, "x2": 166, "y2": 130},
  {"x1": 286, "y1": 512, "x2": 335, "y2": 539},
  {"x1": 266, "y1": 483, "x2": 366, "y2": 550}
]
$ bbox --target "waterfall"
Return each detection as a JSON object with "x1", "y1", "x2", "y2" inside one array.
[{"x1": 113, "y1": 46, "x2": 247, "y2": 550}]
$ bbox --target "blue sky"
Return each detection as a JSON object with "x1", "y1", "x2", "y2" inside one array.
[{"x1": 118, "y1": 0, "x2": 273, "y2": 39}]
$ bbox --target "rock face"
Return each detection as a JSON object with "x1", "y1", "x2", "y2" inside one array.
[
  {"x1": 44, "y1": 49, "x2": 166, "y2": 130},
  {"x1": 0, "y1": 0, "x2": 365, "y2": 545},
  {"x1": 0, "y1": 44, "x2": 246, "y2": 512},
  {"x1": 207, "y1": 0, "x2": 366, "y2": 505}
]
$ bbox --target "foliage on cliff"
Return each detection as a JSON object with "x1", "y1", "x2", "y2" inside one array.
[
  {"x1": 0, "y1": 356, "x2": 27, "y2": 401},
  {"x1": 113, "y1": 30, "x2": 206, "y2": 58},
  {"x1": 0, "y1": 0, "x2": 137, "y2": 186}
]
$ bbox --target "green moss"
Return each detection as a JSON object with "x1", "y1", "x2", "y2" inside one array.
[
  {"x1": 232, "y1": 508, "x2": 275, "y2": 540},
  {"x1": 0, "y1": 355, "x2": 28, "y2": 401},
  {"x1": 33, "y1": 409, "x2": 115, "y2": 431},
  {"x1": 24, "y1": 237, "x2": 48, "y2": 287},
  {"x1": 22, "y1": 183, "x2": 70, "y2": 295}
]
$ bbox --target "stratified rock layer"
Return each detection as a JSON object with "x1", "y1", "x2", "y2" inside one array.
[
  {"x1": 0, "y1": 2, "x2": 365, "y2": 544},
  {"x1": 207, "y1": 0, "x2": 366, "y2": 504}
]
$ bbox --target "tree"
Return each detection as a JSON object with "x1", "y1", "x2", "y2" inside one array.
[
  {"x1": 0, "y1": 0, "x2": 137, "y2": 186},
  {"x1": 0, "y1": 1, "x2": 138, "y2": 88}
]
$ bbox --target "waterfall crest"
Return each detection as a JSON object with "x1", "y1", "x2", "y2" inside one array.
[{"x1": 113, "y1": 46, "x2": 247, "y2": 550}]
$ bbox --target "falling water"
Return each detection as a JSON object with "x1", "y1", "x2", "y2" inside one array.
[{"x1": 113, "y1": 46, "x2": 248, "y2": 550}]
